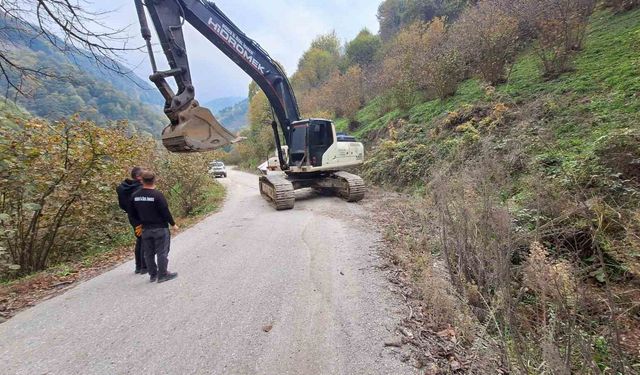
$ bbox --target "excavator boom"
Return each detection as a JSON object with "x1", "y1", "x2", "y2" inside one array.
[
  {"x1": 134, "y1": 0, "x2": 297, "y2": 166},
  {"x1": 135, "y1": 0, "x2": 366, "y2": 210}
]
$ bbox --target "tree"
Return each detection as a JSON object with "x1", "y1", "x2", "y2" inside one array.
[
  {"x1": 451, "y1": 0, "x2": 520, "y2": 85},
  {"x1": 0, "y1": 0, "x2": 132, "y2": 96},
  {"x1": 157, "y1": 152, "x2": 212, "y2": 217},
  {"x1": 380, "y1": 18, "x2": 464, "y2": 106},
  {"x1": 377, "y1": 0, "x2": 472, "y2": 41},
  {"x1": 525, "y1": 0, "x2": 596, "y2": 77},
  {"x1": 291, "y1": 33, "x2": 343, "y2": 91},
  {"x1": 319, "y1": 66, "x2": 366, "y2": 119},
  {"x1": 248, "y1": 81, "x2": 260, "y2": 101},
  {"x1": 310, "y1": 31, "x2": 341, "y2": 56},
  {"x1": 0, "y1": 116, "x2": 153, "y2": 274},
  {"x1": 345, "y1": 29, "x2": 382, "y2": 68},
  {"x1": 378, "y1": 0, "x2": 407, "y2": 41},
  {"x1": 248, "y1": 90, "x2": 272, "y2": 131}
]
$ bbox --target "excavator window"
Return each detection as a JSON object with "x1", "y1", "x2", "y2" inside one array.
[
  {"x1": 289, "y1": 123, "x2": 308, "y2": 166},
  {"x1": 288, "y1": 120, "x2": 333, "y2": 167},
  {"x1": 308, "y1": 120, "x2": 333, "y2": 167}
]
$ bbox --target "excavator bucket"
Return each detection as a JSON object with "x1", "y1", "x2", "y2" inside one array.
[{"x1": 162, "y1": 104, "x2": 240, "y2": 153}]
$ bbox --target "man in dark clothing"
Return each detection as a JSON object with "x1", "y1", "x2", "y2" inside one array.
[
  {"x1": 130, "y1": 170, "x2": 179, "y2": 283},
  {"x1": 116, "y1": 166, "x2": 147, "y2": 274}
]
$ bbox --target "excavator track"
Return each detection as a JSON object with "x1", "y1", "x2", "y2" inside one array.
[
  {"x1": 333, "y1": 171, "x2": 365, "y2": 202},
  {"x1": 259, "y1": 175, "x2": 295, "y2": 210}
]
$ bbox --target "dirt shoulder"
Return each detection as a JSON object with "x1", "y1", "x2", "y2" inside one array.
[{"x1": 360, "y1": 188, "x2": 491, "y2": 374}]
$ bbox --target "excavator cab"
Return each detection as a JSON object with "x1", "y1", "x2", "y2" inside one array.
[
  {"x1": 288, "y1": 119, "x2": 334, "y2": 167},
  {"x1": 161, "y1": 101, "x2": 240, "y2": 153}
]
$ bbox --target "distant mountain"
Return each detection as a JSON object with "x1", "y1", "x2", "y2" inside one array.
[
  {"x1": 203, "y1": 97, "x2": 245, "y2": 113},
  {"x1": 0, "y1": 17, "x2": 166, "y2": 135},
  {"x1": 213, "y1": 99, "x2": 249, "y2": 133}
]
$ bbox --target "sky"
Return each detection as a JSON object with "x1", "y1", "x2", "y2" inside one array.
[{"x1": 88, "y1": 0, "x2": 381, "y2": 102}]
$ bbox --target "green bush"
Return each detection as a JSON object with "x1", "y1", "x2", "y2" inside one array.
[
  {"x1": 157, "y1": 152, "x2": 219, "y2": 217},
  {"x1": 0, "y1": 116, "x2": 154, "y2": 276}
]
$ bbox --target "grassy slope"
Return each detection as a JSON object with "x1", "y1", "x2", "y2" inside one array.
[
  {"x1": 501, "y1": 9, "x2": 640, "y2": 174},
  {"x1": 354, "y1": 8, "x2": 639, "y2": 190},
  {"x1": 353, "y1": 8, "x2": 640, "y2": 280},
  {"x1": 350, "y1": 8, "x2": 640, "y2": 370}
]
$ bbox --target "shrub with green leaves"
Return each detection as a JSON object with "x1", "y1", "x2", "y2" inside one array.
[
  {"x1": 156, "y1": 152, "x2": 217, "y2": 217},
  {"x1": 0, "y1": 116, "x2": 154, "y2": 276}
]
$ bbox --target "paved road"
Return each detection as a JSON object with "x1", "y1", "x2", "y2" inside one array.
[{"x1": 0, "y1": 169, "x2": 415, "y2": 375}]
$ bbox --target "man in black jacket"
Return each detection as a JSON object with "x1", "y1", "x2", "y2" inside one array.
[
  {"x1": 131, "y1": 170, "x2": 179, "y2": 283},
  {"x1": 116, "y1": 166, "x2": 147, "y2": 274}
]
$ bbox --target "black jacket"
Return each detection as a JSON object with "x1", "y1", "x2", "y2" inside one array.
[
  {"x1": 116, "y1": 179, "x2": 142, "y2": 226},
  {"x1": 131, "y1": 188, "x2": 175, "y2": 229}
]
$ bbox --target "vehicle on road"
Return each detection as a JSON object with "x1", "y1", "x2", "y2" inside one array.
[
  {"x1": 135, "y1": 0, "x2": 365, "y2": 210},
  {"x1": 210, "y1": 161, "x2": 227, "y2": 178}
]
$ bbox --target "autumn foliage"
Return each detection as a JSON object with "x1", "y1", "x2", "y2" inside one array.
[
  {"x1": 530, "y1": 0, "x2": 596, "y2": 77},
  {"x1": 0, "y1": 117, "x2": 152, "y2": 275},
  {"x1": 381, "y1": 18, "x2": 464, "y2": 107},
  {"x1": 0, "y1": 115, "x2": 221, "y2": 278},
  {"x1": 451, "y1": 0, "x2": 520, "y2": 85},
  {"x1": 309, "y1": 66, "x2": 366, "y2": 120},
  {"x1": 284, "y1": 0, "x2": 599, "y2": 124}
]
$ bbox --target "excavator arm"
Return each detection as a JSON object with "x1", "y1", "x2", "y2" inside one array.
[{"x1": 135, "y1": 0, "x2": 299, "y2": 169}]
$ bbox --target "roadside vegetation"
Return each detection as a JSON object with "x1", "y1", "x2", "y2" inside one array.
[
  {"x1": 0, "y1": 107, "x2": 225, "y2": 282},
  {"x1": 0, "y1": 0, "x2": 636, "y2": 371},
  {"x1": 226, "y1": 0, "x2": 640, "y2": 372}
]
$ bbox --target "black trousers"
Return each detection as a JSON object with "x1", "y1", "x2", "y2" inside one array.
[
  {"x1": 133, "y1": 228, "x2": 146, "y2": 271},
  {"x1": 141, "y1": 228, "x2": 171, "y2": 277}
]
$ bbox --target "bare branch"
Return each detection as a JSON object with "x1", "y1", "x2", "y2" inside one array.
[{"x1": 0, "y1": 0, "x2": 146, "y2": 98}]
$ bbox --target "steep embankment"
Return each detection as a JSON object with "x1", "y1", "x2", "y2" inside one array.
[
  {"x1": 353, "y1": 9, "x2": 639, "y2": 187},
  {"x1": 349, "y1": 8, "x2": 639, "y2": 372}
]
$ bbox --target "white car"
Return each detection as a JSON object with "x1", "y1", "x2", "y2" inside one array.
[{"x1": 209, "y1": 161, "x2": 227, "y2": 178}]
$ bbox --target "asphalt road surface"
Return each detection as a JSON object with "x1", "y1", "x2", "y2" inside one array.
[{"x1": 0, "y1": 169, "x2": 416, "y2": 375}]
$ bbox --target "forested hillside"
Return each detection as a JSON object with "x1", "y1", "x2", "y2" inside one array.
[
  {"x1": 0, "y1": 17, "x2": 165, "y2": 135},
  {"x1": 202, "y1": 96, "x2": 249, "y2": 133},
  {"x1": 214, "y1": 98, "x2": 249, "y2": 132},
  {"x1": 203, "y1": 96, "x2": 245, "y2": 112},
  {"x1": 227, "y1": 0, "x2": 640, "y2": 372}
]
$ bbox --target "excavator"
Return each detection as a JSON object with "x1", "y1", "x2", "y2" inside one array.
[{"x1": 134, "y1": 0, "x2": 365, "y2": 210}]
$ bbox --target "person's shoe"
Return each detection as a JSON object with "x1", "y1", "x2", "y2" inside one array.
[
  {"x1": 139, "y1": 268, "x2": 148, "y2": 275},
  {"x1": 149, "y1": 274, "x2": 157, "y2": 283},
  {"x1": 157, "y1": 272, "x2": 178, "y2": 283},
  {"x1": 135, "y1": 269, "x2": 141, "y2": 274}
]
